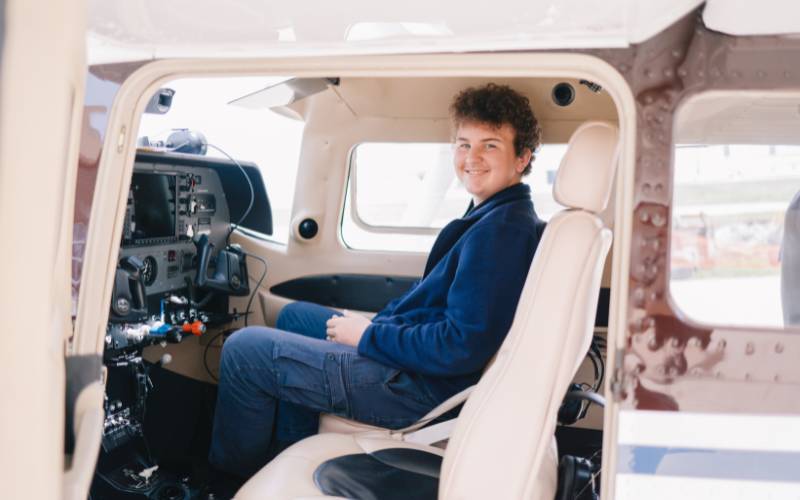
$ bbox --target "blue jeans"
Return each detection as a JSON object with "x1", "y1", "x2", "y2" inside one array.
[{"x1": 208, "y1": 301, "x2": 441, "y2": 477}]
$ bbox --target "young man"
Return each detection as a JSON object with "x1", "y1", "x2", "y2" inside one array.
[{"x1": 208, "y1": 83, "x2": 545, "y2": 483}]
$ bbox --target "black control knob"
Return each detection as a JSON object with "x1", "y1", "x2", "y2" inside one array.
[
  {"x1": 298, "y1": 218, "x2": 318, "y2": 239},
  {"x1": 166, "y1": 328, "x2": 183, "y2": 344}
]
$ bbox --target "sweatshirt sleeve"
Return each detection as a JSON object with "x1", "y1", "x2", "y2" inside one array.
[
  {"x1": 372, "y1": 279, "x2": 420, "y2": 321},
  {"x1": 357, "y1": 222, "x2": 536, "y2": 376}
]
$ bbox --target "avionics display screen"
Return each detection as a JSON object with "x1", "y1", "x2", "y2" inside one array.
[{"x1": 131, "y1": 172, "x2": 177, "y2": 240}]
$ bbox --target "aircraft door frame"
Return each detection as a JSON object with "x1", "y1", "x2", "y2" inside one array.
[
  {"x1": 593, "y1": 12, "x2": 800, "y2": 498},
  {"x1": 0, "y1": 0, "x2": 89, "y2": 498},
  {"x1": 72, "y1": 53, "x2": 637, "y2": 494}
]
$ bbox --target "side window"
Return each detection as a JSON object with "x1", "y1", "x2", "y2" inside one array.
[
  {"x1": 670, "y1": 93, "x2": 800, "y2": 328},
  {"x1": 138, "y1": 76, "x2": 304, "y2": 243},
  {"x1": 341, "y1": 142, "x2": 567, "y2": 252}
]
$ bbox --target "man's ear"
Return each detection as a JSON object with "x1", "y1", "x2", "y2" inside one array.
[{"x1": 516, "y1": 148, "x2": 533, "y2": 173}]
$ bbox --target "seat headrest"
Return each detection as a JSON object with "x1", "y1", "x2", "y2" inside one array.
[{"x1": 553, "y1": 121, "x2": 620, "y2": 213}]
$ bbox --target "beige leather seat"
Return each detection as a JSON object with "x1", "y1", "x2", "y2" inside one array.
[{"x1": 236, "y1": 121, "x2": 620, "y2": 500}]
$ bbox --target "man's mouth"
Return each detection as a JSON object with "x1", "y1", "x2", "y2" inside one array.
[{"x1": 464, "y1": 169, "x2": 488, "y2": 175}]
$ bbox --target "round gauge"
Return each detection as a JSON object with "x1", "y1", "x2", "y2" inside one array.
[{"x1": 141, "y1": 256, "x2": 158, "y2": 286}]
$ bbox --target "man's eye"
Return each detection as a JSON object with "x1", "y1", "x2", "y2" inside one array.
[
  {"x1": 457, "y1": 143, "x2": 470, "y2": 149},
  {"x1": 485, "y1": 143, "x2": 497, "y2": 150}
]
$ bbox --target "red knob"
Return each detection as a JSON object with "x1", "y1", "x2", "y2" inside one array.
[{"x1": 191, "y1": 320, "x2": 206, "y2": 336}]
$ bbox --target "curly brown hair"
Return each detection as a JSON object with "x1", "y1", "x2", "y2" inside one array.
[{"x1": 450, "y1": 83, "x2": 541, "y2": 175}]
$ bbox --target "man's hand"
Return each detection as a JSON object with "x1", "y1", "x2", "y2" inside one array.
[{"x1": 326, "y1": 310, "x2": 371, "y2": 347}]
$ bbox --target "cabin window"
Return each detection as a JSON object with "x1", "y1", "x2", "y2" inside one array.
[
  {"x1": 341, "y1": 142, "x2": 567, "y2": 252},
  {"x1": 138, "y1": 76, "x2": 305, "y2": 244},
  {"x1": 670, "y1": 93, "x2": 800, "y2": 328}
]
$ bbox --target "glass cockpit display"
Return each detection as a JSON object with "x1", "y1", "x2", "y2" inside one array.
[{"x1": 130, "y1": 172, "x2": 177, "y2": 241}]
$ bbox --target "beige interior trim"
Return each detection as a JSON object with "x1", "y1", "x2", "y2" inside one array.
[
  {"x1": 601, "y1": 71, "x2": 636, "y2": 500},
  {"x1": 0, "y1": 0, "x2": 87, "y2": 498},
  {"x1": 63, "y1": 382, "x2": 104, "y2": 500},
  {"x1": 330, "y1": 76, "x2": 617, "y2": 123},
  {"x1": 142, "y1": 334, "x2": 222, "y2": 384}
]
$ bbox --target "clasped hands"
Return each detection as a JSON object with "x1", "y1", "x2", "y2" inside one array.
[{"x1": 325, "y1": 310, "x2": 371, "y2": 347}]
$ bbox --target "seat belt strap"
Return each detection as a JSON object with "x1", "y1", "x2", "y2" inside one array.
[
  {"x1": 402, "y1": 418, "x2": 458, "y2": 445},
  {"x1": 392, "y1": 384, "x2": 475, "y2": 437}
]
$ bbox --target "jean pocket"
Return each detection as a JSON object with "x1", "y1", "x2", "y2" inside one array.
[
  {"x1": 273, "y1": 341, "x2": 329, "y2": 393},
  {"x1": 382, "y1": 370, "x2": 435, "y2": 407}
]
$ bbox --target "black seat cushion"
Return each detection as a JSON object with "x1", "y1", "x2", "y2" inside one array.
[{"x1": 314, "y1": 448, "x2": 442, "y2": 500}]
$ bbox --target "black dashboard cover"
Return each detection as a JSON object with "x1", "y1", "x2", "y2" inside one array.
[{"x1": 314, "y1": 448, "x2": 442, "y2": 500}]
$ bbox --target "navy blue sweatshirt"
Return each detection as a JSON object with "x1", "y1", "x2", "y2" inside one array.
[{"x1": 357, "y1": 183, "x2": 544, "y2": 401}]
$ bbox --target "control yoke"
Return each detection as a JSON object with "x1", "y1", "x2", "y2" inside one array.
[
  {"x1": 110, "y1": 256, "x2": 149, "y2": 322},
  {"x1": 193, "y1": 234, "x2": 250, "y2": 296}
]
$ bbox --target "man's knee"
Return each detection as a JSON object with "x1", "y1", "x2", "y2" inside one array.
[
  {"x1": 276, "y1": 301, "x2": 307, "y2": 331},
  {"x1": 220, "y1": 327, "x2": 277, "y2": 372}
]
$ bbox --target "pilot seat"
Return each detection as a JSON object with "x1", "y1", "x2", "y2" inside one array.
[{"x1": 235, "y1": 121, "x2": 620, "y2": 499}]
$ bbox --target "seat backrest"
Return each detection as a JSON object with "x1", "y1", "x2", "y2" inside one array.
[
  {"x1": 782, "y1": 190, "x2": 800, "y2": 325},
  {"x1": 439, "y1": 121, "x2": 620, "y2": 500}
]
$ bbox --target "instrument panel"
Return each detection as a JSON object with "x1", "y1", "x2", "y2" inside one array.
[
  {"x1": 118, "y1": 161, "x2": 230, "y2": 297},
  {"x1": 107, "y1": 151, "x2": 268, "y2": 340},
  {"x1": 98, "y1": 150, "x2": 264, "y2": 477}
]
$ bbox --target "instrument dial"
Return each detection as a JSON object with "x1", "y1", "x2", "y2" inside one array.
[{"x1": 142, "y1": 256, "x2": 157, "y2": 286}]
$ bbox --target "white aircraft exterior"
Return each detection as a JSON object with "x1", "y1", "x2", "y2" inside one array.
[{"x1": 2, "y1": 1, "x2": 800, "y2": 499}]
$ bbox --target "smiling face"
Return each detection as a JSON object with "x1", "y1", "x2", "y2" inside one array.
[{"x1": 453, "y1": 120, "x2": 532, "y2": 205}]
